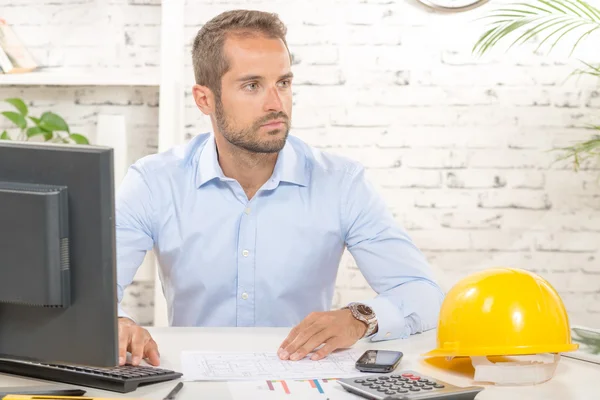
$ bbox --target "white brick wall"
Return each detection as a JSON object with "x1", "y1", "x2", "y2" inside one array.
[{"x1": 2, "y1": 0, "x2": 600, "y2": 328}]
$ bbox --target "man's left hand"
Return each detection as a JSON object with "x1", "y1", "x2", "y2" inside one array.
[{"x1": 277, "y1": 309, "x2": 367, "y2": 361}]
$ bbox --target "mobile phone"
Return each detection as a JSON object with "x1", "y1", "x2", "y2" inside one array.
[{"x1": 355, "y1": 350, "x2": 403, "y2": 373}]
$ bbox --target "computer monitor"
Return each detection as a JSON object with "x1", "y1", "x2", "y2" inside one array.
[{"x1": 0, "y1": 141, "x2": 118, "y2": 367}]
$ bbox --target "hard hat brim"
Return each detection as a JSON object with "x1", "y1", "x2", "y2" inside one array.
[{"x1": 422, "y1": 343, "x2": 579, "y2": 358}]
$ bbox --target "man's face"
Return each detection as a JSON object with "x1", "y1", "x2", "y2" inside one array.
[{"x1": 215, "y1": 33, "x2": 293, "y2": 154}]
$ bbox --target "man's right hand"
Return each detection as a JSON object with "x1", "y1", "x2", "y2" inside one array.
[{"x1": 118, "y1": 317, "x2": 160, "y2": 366}]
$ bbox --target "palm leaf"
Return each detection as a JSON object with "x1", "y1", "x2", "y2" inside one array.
[
  {"x1": 571, "y1": 60, "x2": 600, "y2": 77},
  {"x1": 473, "y1": 0, "x2": 600, "y2": 57},
  {"x1": 552, "y1": 127, "x2": 600, "y2": 171}
]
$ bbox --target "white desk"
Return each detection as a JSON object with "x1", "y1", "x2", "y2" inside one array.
[{"x1": 0, "y1": 327, "x2": 598, "y2": 399}]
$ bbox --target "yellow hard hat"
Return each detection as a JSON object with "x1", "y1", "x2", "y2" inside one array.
[{"x1": 424, "y1": 267, "x2": 578, "y2": 358}]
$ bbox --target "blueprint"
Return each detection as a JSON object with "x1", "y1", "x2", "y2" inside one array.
[{"x1": 180, "y1": 350, "x2": 364, "y2": 381}]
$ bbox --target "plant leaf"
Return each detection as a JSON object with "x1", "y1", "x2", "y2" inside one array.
[
  {"x1": 69, "y1": 133, "x2": 89, "y2": 144},
  {"x1": 26, "y1": 126, "x2": 46, "y2": 138},
  {"x1": 1, "y1": 111, "x2": 27, "y2": 130},
  {"x1": 473, "y1": 0, "x2": 600, "y2": 57},
  {"x1": 4, "y1": 98, "x2": 28, "y2": 116},
  {"x1": 39, "y1": 112, "x2": 70, "y2": 133},
  {"x1": 0, "y1": 130, "x2": 10, "y2": 140}
]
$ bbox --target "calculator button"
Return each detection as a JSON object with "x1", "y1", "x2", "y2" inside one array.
[
  {"x1": 419, "y1": 379, "x2": 430, "y2": 383},
  {"x1": 410, "y1": 387, "x2": 421, "y2": 392},
  {"x1": 410, "y1": 376, "x2": 421, "y2": 380},
  {"x1": 425, "y1": 381, "x2": 437, "y2": 386},
  {"x1": 390, "y1": 386, "x2": 400, "y2": 390},
  {"x1": 423, "y1": 386, "x2": 433, "y2": 390},
  {"x1": 386, "y1": 390, "x2": 396, "y2": 395},
  {"x1": 367, "y1": 378, "x2": 378, "y2": 382},
  {"x1": 382, "y1": 383, "x2": 393, "y2": 388},
  {"x1": 377, "y1": 388, "x2": 388, "y2": 393},
  {"x1": 354, "y1": 379, "x2": 365, "y2": 383},
  {"x1": 402, "y1": 373, "x2": 413, "y2": 377},
  {"x1": 378, "y1": 376, "x2": 390, "y2": 381},
  {"x1": 397, "y1": 389, "x2": 409, "y2": 393},
  {"x1": 434, "y1": 384, "x2": 445, "y2": 389},
  {"x1": 391, "y1": 374, "x2": 402, "y2": 379}
]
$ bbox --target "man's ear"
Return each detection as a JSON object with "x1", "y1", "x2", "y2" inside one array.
[{"x1": 192, "y1": 84, "x2": 214, "y2": 115}]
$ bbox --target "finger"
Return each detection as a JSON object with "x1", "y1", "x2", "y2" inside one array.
[
  {"x1": 278, "y1": 326, "x2": 299, "y2": 358},
  {"x1": 118, "y1": 327, "x2": 131, "y2": 366},
  {"x1": 283, "y1": 319, "x2": 328, "y2": 360},
  {"x1": 129, "y1": 331, "x2": 148, "y2": 366},
  {"x1": 144, "y1": 339, "x2": 161, "y2": 366},
  {"x1": 278, "y1": 312, "x2": 321, "y2": 359},
  {"x1": 290, "y1": 328, "x2": 335, "y2": 361},
  {"x1": 310, "y1": 338, "x2": 344, "y2": 361}
]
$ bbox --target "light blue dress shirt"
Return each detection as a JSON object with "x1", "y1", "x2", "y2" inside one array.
[{"x1": 116, "y1": 133, "x2": 444, "y2": 341}]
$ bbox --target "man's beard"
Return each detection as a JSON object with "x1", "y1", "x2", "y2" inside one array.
[{"x1": 215, "y1": 97, "x2": 290, "y2": 154}]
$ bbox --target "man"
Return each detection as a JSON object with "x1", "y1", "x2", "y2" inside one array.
[{"x1": 116, "y1": 9, "x2": 444, "y2": 367}]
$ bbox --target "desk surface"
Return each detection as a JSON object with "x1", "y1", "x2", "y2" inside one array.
[{"x1": 0, "y1": 327, "x2": 598, "y2": 400}]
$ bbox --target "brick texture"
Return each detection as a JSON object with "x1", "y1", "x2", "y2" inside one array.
[{"x1": 2, "y1": 0, "x2": 599, "y2": 328}]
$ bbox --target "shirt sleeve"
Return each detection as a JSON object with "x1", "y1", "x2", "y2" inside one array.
[
  {"x1": 115, "y1": 163, "x2": 156, "y2": 321},
  {"x1": 341, "y1": 165, "x2": 445, "y2": 341}
]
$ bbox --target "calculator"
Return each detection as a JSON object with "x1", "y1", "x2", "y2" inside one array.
[{"x1": 337, "y1": 370, "x2": 484, "y2": 400}]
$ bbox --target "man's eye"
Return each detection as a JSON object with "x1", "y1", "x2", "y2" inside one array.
[
  {"x1": 278, "y1": 80, "x2": 291, "y2": 88},
  {"x1": 244, "y1": 83, "x2": 259, "y2": 91}
]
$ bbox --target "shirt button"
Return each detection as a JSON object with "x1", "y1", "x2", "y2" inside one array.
[
  {"x1": 241, "y1": 293, "x2": 249, "y2": 300},
  {"x1": 242, "y1": 250, "x2": 249, "y2": 257},
  {"x1": 244, "y1": 207, "x2": 251, "y2": 215}
]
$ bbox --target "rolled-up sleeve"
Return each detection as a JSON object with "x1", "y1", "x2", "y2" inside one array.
[{"x1": 341, "y1": 165, "x2": 444, "y2": 341}]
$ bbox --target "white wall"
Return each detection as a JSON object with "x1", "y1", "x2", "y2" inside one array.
[{"x1": 2, "y1": 0, "x2": 599, "y2": 327}]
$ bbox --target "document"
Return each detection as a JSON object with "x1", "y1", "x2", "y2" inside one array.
[
  {"x1": 228, "y1": 378, "x2": 355, "y2": 399},
  {"x1": 180, "y1": 350, "x2": 364, "y2": 381}
]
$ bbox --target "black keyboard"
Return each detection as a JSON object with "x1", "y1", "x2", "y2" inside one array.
[{"x1": 0, "y1": 359, "x2": 182, "y2": 393}]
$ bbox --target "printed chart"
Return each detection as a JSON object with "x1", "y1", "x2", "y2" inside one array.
[
  {"x1": 181, "y1": 350, "x2": 363, "y2": 381},
  {"x1": 228, "y1": 378, "x2": 356, "y2": 399}
]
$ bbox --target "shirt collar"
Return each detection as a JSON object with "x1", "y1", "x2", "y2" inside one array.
[{"x1": 195, "y1": 134, "x2": 308, "y2": 188}]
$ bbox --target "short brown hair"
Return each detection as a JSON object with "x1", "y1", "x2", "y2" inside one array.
[{"x1": 192, "y1": 10, "x2": 289, "y2": 98}]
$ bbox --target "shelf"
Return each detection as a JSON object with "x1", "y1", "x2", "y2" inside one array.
[{"x1": 0, "y1": 67, "x2": 160, "y2": 86}]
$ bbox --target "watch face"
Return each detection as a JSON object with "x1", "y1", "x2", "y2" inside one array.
[{"x1": 356, "y1": 304, "x2": 373, "y2": 317}]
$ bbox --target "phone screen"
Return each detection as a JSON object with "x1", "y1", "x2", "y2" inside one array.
[{"x1": 357, "y1": 350, "x2": 403, "y2": 367}]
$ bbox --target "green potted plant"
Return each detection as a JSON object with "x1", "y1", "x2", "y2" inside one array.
[
  {"x1": 473, "y1": 0, "x2": 599, "y2": 170},
  {"x1": 1, "y1": 97, "x2": 89, "y2": 144}
]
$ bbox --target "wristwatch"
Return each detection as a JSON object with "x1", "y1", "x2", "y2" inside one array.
[{"x1": 344, "y1": 302, "x2": 378, "y2": 338}]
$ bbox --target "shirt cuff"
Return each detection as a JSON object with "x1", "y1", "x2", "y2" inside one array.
[
  {"x1": 360, "y1": 296, "x2": 409, "y2": 342},
  {"x1": 118, "y1": 304, "x2": 137, "y2": 324}
]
